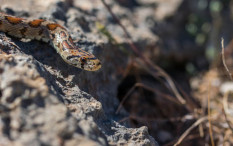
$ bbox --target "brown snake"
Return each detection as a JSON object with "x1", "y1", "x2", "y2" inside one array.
[{"x1": 0, "y1": 12, "x2": 101, "y2": 71}]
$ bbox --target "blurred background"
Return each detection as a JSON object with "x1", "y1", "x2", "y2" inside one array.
[{"x1": 111, "y1": 0, "x2": 233, "y2": 145}]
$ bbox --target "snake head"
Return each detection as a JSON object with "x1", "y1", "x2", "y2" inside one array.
[
  {"x1": 66, "y1": 54, "x2": 101, "y2": 71},
  {"x1": 79, "y1": 56, "x2": 101, "y2": 71}
]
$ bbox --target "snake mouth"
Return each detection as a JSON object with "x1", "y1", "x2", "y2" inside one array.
[{"x1": 85, "y1": 59, "x2": 101, "y2": 71}]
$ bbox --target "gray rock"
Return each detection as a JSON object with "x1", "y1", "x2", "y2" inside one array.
[{"x1": 0, "y1": 0, "x2": 158, "y2": 146}]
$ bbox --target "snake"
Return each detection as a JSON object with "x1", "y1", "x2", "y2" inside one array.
[{"x1": 0, "y1": 12, "x2": 101, "y2": 71}]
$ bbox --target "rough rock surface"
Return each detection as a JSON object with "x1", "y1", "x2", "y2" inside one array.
[{"x1": 0, "y1": 0, "x2": 158, "y2": 145}]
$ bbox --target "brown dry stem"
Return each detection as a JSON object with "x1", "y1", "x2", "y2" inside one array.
[
  {"x1": 221, "y1": 38, "x2": 232, "y2": 80},
  {"x1": 208, "y1": 82, "x2": 215, "y2": 146},
  {"x1": 174, "y1": 116, "x2": 208, "y2": 146},
  {"x1": 221, "y1": 38, "x2": 233, "y2": 133},
  {"x1": 222, "y1": 92, "x2": 233, "y2": 132}
]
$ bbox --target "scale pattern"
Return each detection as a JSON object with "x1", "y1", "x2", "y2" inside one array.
[{"x1": 0, "y1": 12, "x2": 101, "y2": 71}]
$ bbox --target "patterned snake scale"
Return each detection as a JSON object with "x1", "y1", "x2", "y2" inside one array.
[{"x1": 0, "y1": 12, "x2": 101, "y2": 71}]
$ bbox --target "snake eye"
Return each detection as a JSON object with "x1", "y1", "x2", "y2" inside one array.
[{"x1": 80, "y1": 57, "x2": 87, "y2": 63}]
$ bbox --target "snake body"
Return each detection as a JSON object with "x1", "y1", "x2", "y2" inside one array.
[{"x1": 0, "y1": 12, "x2": 101, "y2": 71}]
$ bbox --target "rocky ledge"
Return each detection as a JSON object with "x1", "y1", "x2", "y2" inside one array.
[{"x1": 0, "y1": 0, "x2": 158, "y2": 145}]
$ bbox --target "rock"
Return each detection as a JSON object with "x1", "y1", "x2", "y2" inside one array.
[
  {"x1": 0, "y1": 0, "x2": 158, "y2": 146},
  {"x1": 0, "y1": 53, "x2": 108, "y2": 146}
]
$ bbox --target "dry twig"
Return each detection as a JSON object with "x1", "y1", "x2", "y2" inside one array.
[
  {"x1": 174, "y1": 117, "x2": 208, "y2": 146},
  {"x1": 208, "y1": 82, "x2": 215, "y2": 146},
  {"x1": 221, "y1": 38, "x2": 232, "y2": 80},
  {"x1": 222, "y1": 92, "x2": 233, "y2": 132},
  {"x1": 221, "y1": 38, "x2": 233, "y2": 133}
]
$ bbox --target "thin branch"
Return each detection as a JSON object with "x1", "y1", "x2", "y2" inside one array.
[
  {"x1": 221, "y1": 38, "x2": 233, "y2": 133},
  {"x1": 115, "y1": 83, "x2": 137, "y2": 114},
  {"x1": 221, "y1": 38, "x2": 232, "y2": 80},
  {"x1": 174, "y1": 117, "x2": 208, "y2": 146},
  {"x1": 222, "y1": 92, "x2": 233, "y2": 132},
  {"x1": 118, "y1": 114, "x2": 196, "y2": 124},
  {"x1": 208, "y1": 82, "x2": 215, "y2": 146}
]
